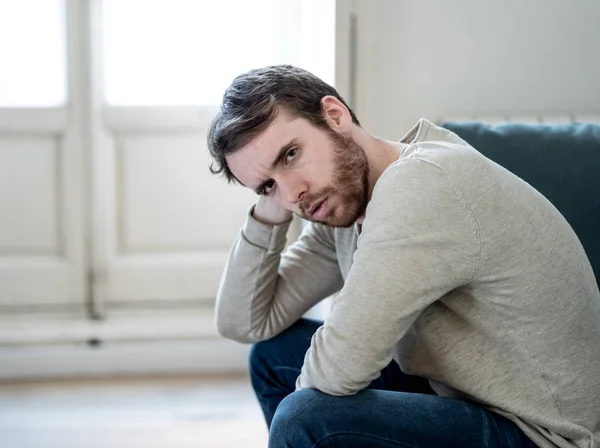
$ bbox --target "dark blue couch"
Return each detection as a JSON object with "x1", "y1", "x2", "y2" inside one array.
[{"x1": 441, "y1": 121, "x2": 600, "y2": 288}]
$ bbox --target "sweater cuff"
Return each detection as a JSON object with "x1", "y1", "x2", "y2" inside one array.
[{"x1": 242, "y1": 204, "x2": 293, "y2": 251}]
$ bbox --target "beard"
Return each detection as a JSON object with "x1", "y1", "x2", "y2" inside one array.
[{"x1": 300, "y1": 130, "x2": 370, "y2": 228}]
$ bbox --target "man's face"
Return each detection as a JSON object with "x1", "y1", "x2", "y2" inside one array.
[{"x1": 226, "y1": 111, "x2": 369, "y2": 228}]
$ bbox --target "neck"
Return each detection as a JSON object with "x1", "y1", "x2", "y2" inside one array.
[{"x1": 350, "y1": 126, "x2": 403, "y2": 201}]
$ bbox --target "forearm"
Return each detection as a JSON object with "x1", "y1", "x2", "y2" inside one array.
[{"x1": 215, "y1": 206, "x2": 292, "y2": 343}]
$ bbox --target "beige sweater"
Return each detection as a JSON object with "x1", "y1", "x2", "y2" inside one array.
[{"x1": 215, "y1": 119, "x2": 600, "y2": 448}]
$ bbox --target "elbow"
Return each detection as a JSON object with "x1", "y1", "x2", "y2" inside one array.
[
  {"x1": 216, "y1": 319, "x2": 283, "y2": 345},
  {"x1": 215, "y1": 316, "x2": 251, "y2": 344},
  {"x1": 214, "y1": 294, "x2": 280, "y2": 343},
  {"x1": 214, "y1": 294, "x2": 253, "y2": 343},
  {"x1": 215, "y1": 313, "x2": 268, "y2": 344},
  {"x1": 216, "y1": 326, "x2": 254, "y2": 344}
]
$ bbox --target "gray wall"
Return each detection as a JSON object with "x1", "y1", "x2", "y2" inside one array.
[{"x1": 359, "y1": 0, "x2": 600, "y2": 138}]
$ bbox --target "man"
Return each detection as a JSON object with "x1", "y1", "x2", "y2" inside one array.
[{"x1": 207, "y1": 65, "x2": 600, "y2": 447}]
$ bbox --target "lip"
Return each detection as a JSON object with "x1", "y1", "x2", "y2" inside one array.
[
  {"x1": 310, "y1": 198, "x2": 329, "y2": 220},
  {"x1": 308, "y1": 199, "x2": 324, "y2": 215}
]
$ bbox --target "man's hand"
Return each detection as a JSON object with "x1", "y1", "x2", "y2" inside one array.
[{"x1": 253, "y1": 195, "x2": 293, "y2": 225}]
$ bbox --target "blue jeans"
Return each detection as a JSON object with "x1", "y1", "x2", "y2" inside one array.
[{"x1": 249, "y1": 318, "x2": 535, "y2": 448}]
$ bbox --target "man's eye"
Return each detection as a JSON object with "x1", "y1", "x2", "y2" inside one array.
[
  {"x1": 262, "y1": 179, "x2": 275, "y2": 195},
  {"x1": 285, "y1": 148, "x2": 297, "y2": 164}
]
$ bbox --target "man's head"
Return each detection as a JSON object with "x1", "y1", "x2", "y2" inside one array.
[{"x1": 207, "y1": 65, "x2": 369, "y2": 227}]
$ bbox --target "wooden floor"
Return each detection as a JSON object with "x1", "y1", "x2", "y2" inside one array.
[{"x1": 0, "y1": 374, "x2": 268, "y2": 448}]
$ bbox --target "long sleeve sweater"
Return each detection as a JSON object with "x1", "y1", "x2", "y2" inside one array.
[{"x1": 215, "y1": 119, "x2": 600, "y2": 448}]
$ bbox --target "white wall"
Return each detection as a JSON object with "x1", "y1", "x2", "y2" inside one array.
[{"x1": 358, "y1": 0, "x2": 600, "y2": 138}]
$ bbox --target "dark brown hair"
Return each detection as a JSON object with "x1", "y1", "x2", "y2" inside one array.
[{"x1": 207, "y1": 65, "x2": 360, "y2": 183}]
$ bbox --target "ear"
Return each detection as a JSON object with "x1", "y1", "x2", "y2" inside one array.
[{"x1": 321, "y1": 95, "x2": 353, "y2": 134}]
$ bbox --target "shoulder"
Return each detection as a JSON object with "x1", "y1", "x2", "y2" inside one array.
[
  {"x1": 398, "y1": 118, "x2": 484, "y2": 173},
  {"x1": 364, "y1": 148, "x2": 478, "y2": 239}
]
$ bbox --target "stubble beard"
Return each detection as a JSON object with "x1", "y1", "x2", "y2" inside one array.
[{"x1": 301, "y1": 131, "x2": 370, "y2": 228}]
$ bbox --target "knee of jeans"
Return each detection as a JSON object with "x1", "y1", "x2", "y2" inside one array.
[
  {"x1": 248, "y1": 338, "x2": 285, "y2": 387},
  {"x1": 248, "y1": 339, "x2": 271, "y2": 374},
  {"x1": 248, "y1": 319, "x2": 311, "y2": 371},
  {"x1": 270, "y1": 390, "x2": 324, "y2": 442}
]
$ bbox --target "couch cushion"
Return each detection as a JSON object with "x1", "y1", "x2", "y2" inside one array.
[{"x1": 441, "y1": 121, "x2": 600, "y2": 288}]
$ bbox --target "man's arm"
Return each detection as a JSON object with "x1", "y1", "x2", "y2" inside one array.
[
  {"x1": 215, "y1": 200, "x2": 344, "y2": 343},
  {"x1": 296, "y1": 157, "x2": 481, "y2": 395}
]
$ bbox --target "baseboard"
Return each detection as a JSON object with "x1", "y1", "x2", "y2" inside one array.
[
  {"x1": 0, "y1": 307, "x2": 219, "y2": 345},
  {"x1": 0, "y1": 337, "x2": 250, "y2": 381},
  {"x1": 0, "y1": 303, "x2": 331, "y2": 381},
  {"x1": 0, "y1": 307, "x2": 251, "y2": 381}
]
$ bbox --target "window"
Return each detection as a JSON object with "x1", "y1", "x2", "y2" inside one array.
[
  {"x1": 0, "y1": 0, "x2": 66, "y2": 107},
  {"x1": 102, "y1": 0, "x2": 335, "y2": 106}
]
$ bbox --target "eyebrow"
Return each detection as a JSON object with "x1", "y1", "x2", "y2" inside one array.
[{"x1": 254, "y1": 138, "x2": 299, "y2": 195}]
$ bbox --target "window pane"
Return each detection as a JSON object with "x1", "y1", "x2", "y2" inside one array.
[
  {"x1": 0, "y1": 0, "x2": 66, "y2": 107},
  {"x1": 103, "y1": 0, "x2": 335, "y2": 106},
  {"x1": 300, "y1": 0, "x2": 336, "y2": 87}
]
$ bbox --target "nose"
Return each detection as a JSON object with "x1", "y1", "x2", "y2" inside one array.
[{"x1": 277, "y1": 173, "x2": 306, "y2": 205}]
